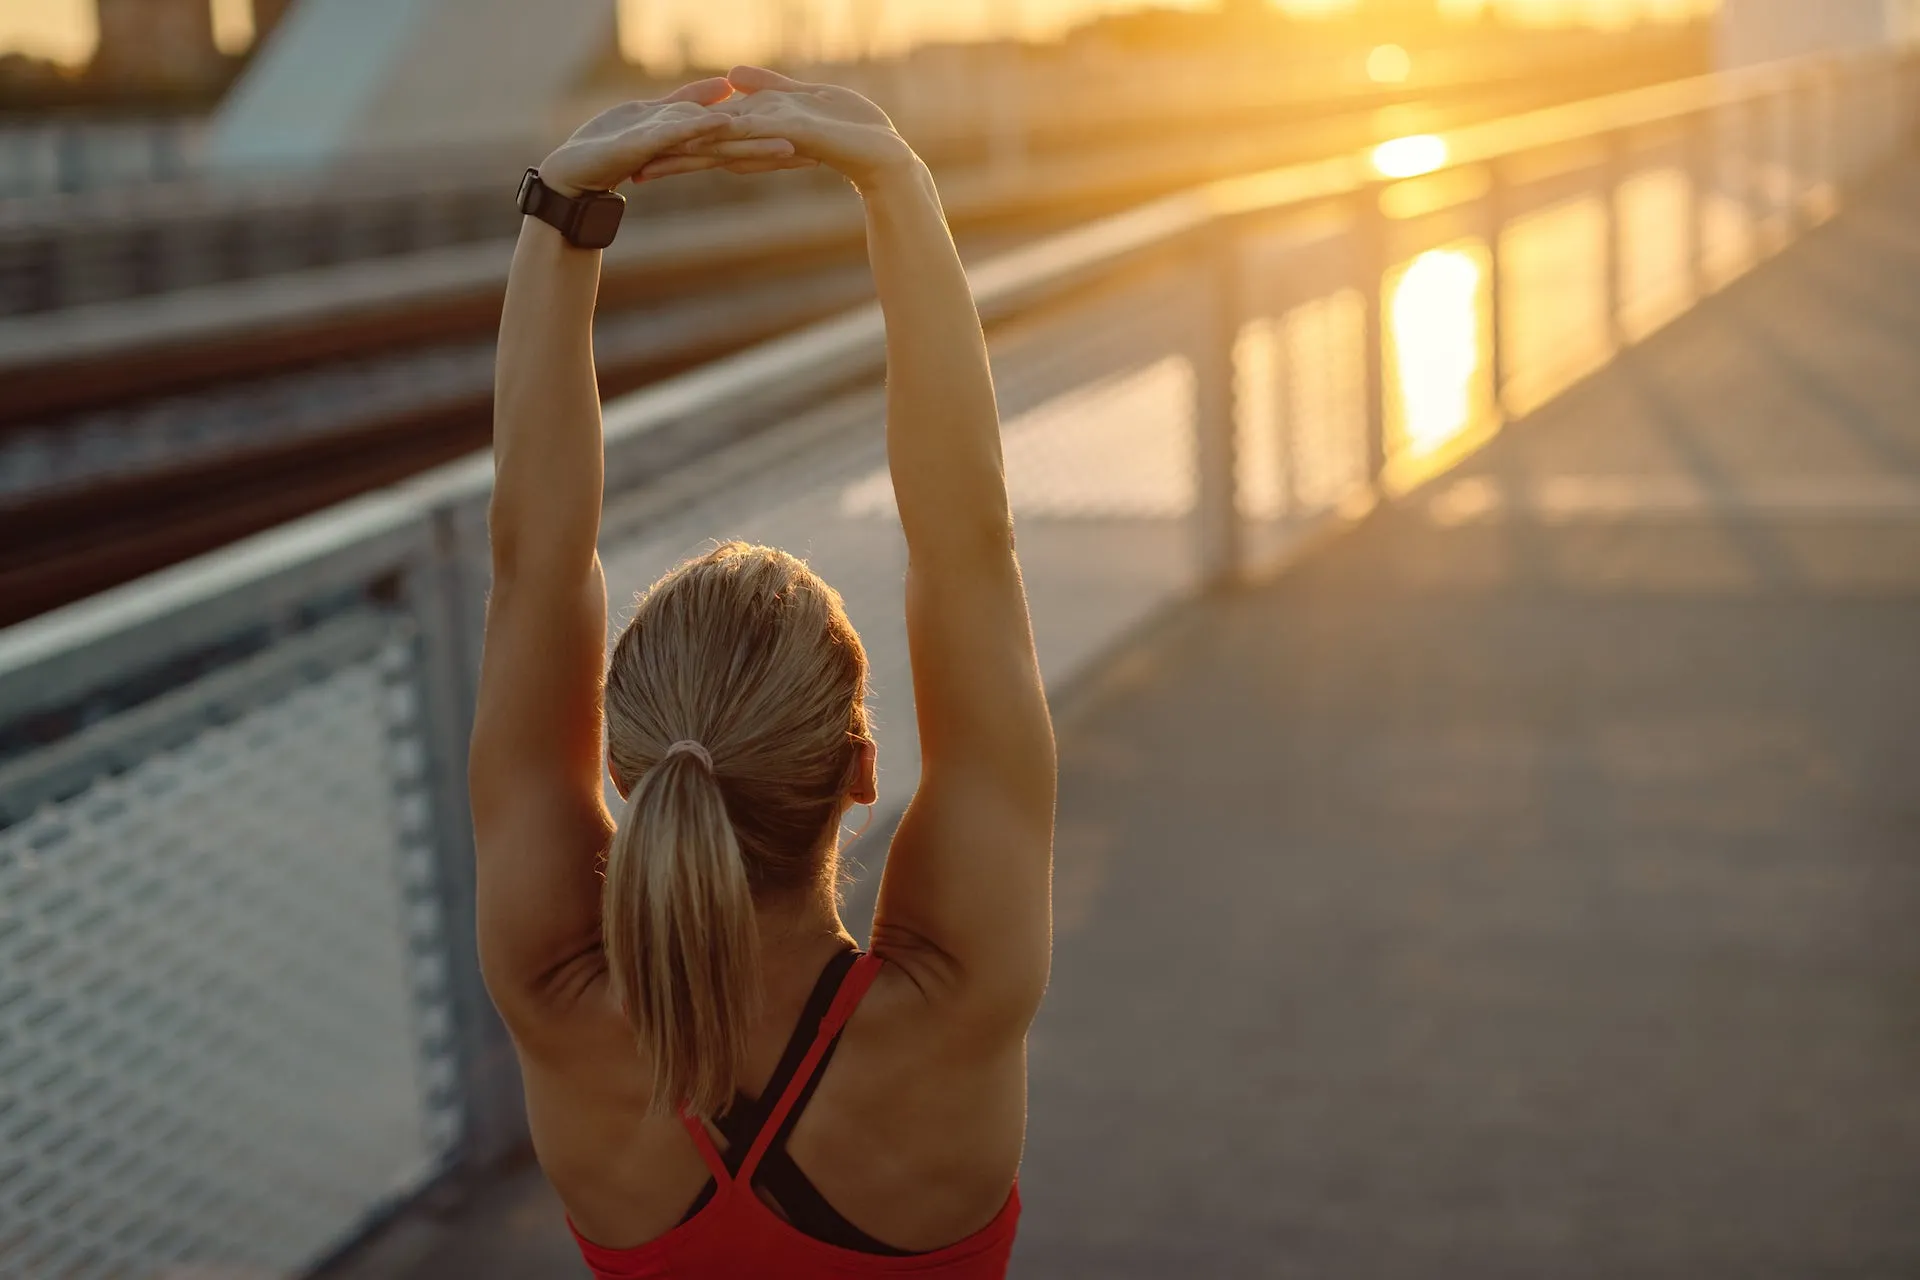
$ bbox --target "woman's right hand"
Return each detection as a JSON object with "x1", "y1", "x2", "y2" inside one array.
[
  {"x1": 639, "y1": 66, "x2": 920, "y2": 191},
  {"x1": 538, "y1": 77, "x2": 801, "y2": 196}
]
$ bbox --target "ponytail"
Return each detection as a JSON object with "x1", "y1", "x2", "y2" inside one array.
[
  {"x1": 602, "y1": 746, "x2": 759, "y2": 1119},
  {"x1": 600, "y1": 543, "x2": 873, "y2": 1119}
]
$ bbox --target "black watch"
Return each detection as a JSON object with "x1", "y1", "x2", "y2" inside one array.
[{"x1": 516, "y1": 168, "x2": 626, "y2": 250}]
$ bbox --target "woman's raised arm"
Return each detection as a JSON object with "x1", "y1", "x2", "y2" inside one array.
[
  {"x1": 704, "y1": 70, "x2": 1058, "y2": 1032},
  {"x1": 469, "y1": 81, "x2": 797, "y2": 1031}
]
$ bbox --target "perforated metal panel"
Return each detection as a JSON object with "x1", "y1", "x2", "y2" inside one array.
[
  {"x1": 0, "y1": 613, "x2": 460, "y2": 1280},
  {"x1": 1283, "y1": 289, "x2": 1371, "y2": 514}
]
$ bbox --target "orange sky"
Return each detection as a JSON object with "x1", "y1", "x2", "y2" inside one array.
[
  {"x1": 0, "y1": 0, "x2": 1717, "y2": 68},
  {"x1": 619, "y1": 0, "x2": 1717, "y2": 69},
  {"x1": 0, "y1": 0, "x2": 255, "y2": 63}
]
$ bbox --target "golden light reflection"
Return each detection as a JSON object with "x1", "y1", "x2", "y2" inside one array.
[
  {"x1": 1389, "y1": 248, "x2": 1485, "y2": 458},
  {"x1": 1366, "y1": 43, "x2": 1413, "y2": 83},
  {"x1": 1373, "y1": 134, "x2": 1450, "y2": 180}
]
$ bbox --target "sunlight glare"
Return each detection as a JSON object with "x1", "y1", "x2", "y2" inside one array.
[
  {"x1": 1274, "y1": 0, "x2": 1360, "y2": 16},
  {"x1": 1391, "y1": 249, "x2": 1484, "y2": 456},
  {"x1": 0, "y1": 0, "x2": 95, "y2": 66},
  {"x1": 211, "y1": 0, "x2": 256, "y2": 55},
  {"x1": 1373, "y1": 135, "x2": 1449, "y2": 179},
  {"x1": 1367, "y1": 44, "x2": 1412, "y2": 84}
]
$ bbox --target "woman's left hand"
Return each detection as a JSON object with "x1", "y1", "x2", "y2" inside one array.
[{"x1": 537, "y1": 77, "x2": 810, "y2": 196}]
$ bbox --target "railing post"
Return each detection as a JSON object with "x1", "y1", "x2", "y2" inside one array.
[
  {"x1": 1195, "y1": 225, "x2": 1244, "y2": 586},
  {"x1": 1746, "y1": 89, "x2": 1773, "y2": 262},
  {"x1": 1604, "y1": 128, "x2": 1630, "y2": 350},
  {"x1": 1810, "y1": 64, "x2": 1837, "y2": 217},
  {"x1": 1484, "y1": 170, "x2": 1508, "y2": 423},
  {"x1": 1358, "y1": 186, "x2": 1390, "y2": 489},
  {"x1": 1843, "y1": 61, "x2": 1870, "y2": 185},
  {"x1": 1686, "y1": 106, "x2": 1713, "y2": 302},
  {"x1": 1784, "y1": 71, "x2": 1811, "y2": 239},
  {"x1": 1276, "y1": 314, "x2": 1298, "y2": 522},
  {"x1": 1255, "y1": 263, "x2": 1299, "y2": 523},
  {"x1": 410, "y1": 497, "x2": 528, "y2": 1174}
]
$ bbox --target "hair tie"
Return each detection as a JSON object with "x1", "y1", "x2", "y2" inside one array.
[{"x1": 663, "y1": 739, "x2": 714, "y2": 771}]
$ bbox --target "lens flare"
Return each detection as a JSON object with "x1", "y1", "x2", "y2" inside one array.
[
  {"x1": 1373, "y1": 135, "x2": 1449, "y2": 179},
  {"x1": 1367, "y1": 43, "x2": 1412, "y2": 83}
]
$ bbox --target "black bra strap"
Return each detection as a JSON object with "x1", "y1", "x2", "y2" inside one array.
[
  {"x1": 753, "y1": 1144, "x2": 914, "y2": 1256},
  {"x1": 722, "y1": 946, "x2": 859, "y2": 1165},
  {"x1": 676, "y1": 945, "x2": 919, "y2": 1256},
  {"x1": 680, "y1": 946, "x2": 857, "y2": 1221}
]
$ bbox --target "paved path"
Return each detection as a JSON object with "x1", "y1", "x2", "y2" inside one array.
[{"x1": 325, "y1": 158, "x2": 1920, "y2": 1279}]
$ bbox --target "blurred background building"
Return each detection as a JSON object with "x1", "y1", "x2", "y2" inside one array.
[{"x1": 91, "y1": 0, "x2": 223, "y2": 90}]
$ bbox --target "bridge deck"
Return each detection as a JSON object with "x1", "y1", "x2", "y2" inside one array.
[{"x1": 325, "y1": 157, "x2": 1920, "y2": 1279}]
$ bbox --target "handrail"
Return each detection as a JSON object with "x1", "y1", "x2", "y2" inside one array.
[
  {"x1": 3, "y1": 44, "x2": 1910, "y2": 691},
  {"x1": 0, "y1": 485, "x2": 427, "y2": 723},
  {"x1": 1444, "y1": 56, "x2": 1826, "y2": 168}
]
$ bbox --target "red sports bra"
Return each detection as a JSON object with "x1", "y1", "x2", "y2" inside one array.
[{"x1": 569, "y1": 952, "x2": 1021, "y2": 1279}]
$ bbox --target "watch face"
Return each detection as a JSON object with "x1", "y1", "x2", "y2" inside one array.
[{"x1": 574, "y1": 197, "x2": 625, "y2": 249}]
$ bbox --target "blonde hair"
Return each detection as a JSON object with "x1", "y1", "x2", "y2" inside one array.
[{"x1": 602, "y1": 542, "x2": 870, "y2": 1119}]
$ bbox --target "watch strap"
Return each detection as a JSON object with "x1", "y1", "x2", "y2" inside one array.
[{"x1": 516, "y1": 168, "x2": 626, "y2": 249}]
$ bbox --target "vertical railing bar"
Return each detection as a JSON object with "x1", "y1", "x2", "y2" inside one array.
[
  {"x1": 408, "y1": 494, "x2": 529, "y2": 1176},
  {"x1": 1603, "y1": 128, "x2": 1629, "y2": 350},
  {"x1": 1785, "y1": 70, "x2": 1810, "y2": 240},
  {"x1": 1812, "y1": 64, "x2": 1827, "y2": 217},
  {"x1": 1486, "y1": 158, "x2": 1510, "y2": 423},
  {"x1": 1686, "y1": 106, "x2": 1713, "y2": 304},
  {"x1": 1750, "y1": 86, "x2": 1773, "y2": 264},
  {"x1": 1275, "y1": 304, "x2": 1298, "y2": 526},
  {"x1": 1358, "y1": 186, "x2": 1389, "y2": 490},
  {"x1": 1194, "y1": 219, "x2": 1245, "y2": 586},
  {"x1": 1250, "y1": 234, "x2": 1298, "y2": 529}
]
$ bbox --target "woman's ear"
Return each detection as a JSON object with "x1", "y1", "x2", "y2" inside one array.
[
  {"x1": 850, "y1": 739, "x2": 878, "y2": 807},
  {"x1": 609, "y1": 754, "x2": 631, "y2": 801}
]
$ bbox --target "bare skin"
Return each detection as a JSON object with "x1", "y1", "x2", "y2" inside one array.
[{"x1": 468, "y1": 68, "x2": 1056, "y2": 1252}]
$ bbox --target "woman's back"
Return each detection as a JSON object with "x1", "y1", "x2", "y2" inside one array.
[{"x1": 548, "y1": 945, "x2": 1022, "y2": 1276}]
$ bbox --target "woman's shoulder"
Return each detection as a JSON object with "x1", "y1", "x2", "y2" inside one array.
[{"x1": 863, "y1": 929, "x2": 1047, "y2": 1052}]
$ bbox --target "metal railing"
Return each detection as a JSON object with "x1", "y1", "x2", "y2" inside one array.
[
  {"x1": 0, "y1": 117, "x2": 206, "y2": 199},
  {"x1": 0, "y1": 49, "x2": 1912, "y2": 1279}
]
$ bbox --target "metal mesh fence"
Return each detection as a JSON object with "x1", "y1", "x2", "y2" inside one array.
[
  {"x1": 0, "y1": 610, "x2": 461, "y2": 1280},
  {"x1": 1233, "y1": 211, "x2": 1373, "y2": 568}
]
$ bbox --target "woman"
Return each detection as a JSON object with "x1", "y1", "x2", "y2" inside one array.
[{"x1": 468, "y1": 66, "x2": 1056, "y2": 1277}]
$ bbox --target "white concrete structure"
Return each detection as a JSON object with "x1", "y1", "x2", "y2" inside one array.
[
  {"x1": 207, "y1": 0, "x2": 619, "y2": 172},
  {"x1": 1718, "y1": 0, "x2": 1920, "y2": 68}
]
